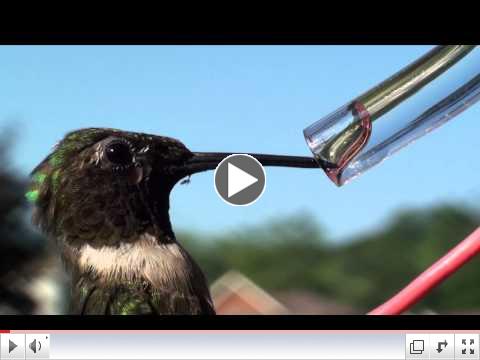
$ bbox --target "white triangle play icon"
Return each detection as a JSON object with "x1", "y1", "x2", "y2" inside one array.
[{"x1": 228, "y1": 162, "x2": 258, "y2": 198}]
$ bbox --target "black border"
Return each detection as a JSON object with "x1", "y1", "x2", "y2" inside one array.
[
  {"x1": 0, "y1": 315, "x2": 478, "y2": 330},
  {"x1": 0, "y1": 30, "x2": 479, "y2": 45}
]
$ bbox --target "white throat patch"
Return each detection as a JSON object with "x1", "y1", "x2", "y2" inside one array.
[{"x1": 74, "y1": 233, "x2": 191, "y2": 287}]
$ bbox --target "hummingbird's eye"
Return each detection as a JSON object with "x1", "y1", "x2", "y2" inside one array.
[{"x1": 105, "y1": 142, "x2": 133, "y2": 165}]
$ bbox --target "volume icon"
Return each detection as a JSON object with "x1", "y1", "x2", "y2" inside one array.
[{"x1": 29, "y1": 338, "x2": 41, "y2": 354}]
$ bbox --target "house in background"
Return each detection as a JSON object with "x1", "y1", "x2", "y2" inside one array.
[
  {"x1": 210, "y1": 270, "x2": 360, "y2": 315},
  {"x1": 274, "y1": 290, "x2": 360, "y2": 315},
  {"x1": 211, "y1": 271, "x2": 288, "y2": 315}
]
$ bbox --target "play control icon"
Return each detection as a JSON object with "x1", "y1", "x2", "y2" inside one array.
[
  {"x1": 9, "y1": 340, "x2": 18, "y2": 353},
  {"x1": 1, "y1": 334, "x2": 25, "y2": 359},
  {"x1": 214, "y1": 154, "x2": 266, "y2": 206}
]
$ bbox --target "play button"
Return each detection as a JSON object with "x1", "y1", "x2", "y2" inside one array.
[
  {"x1": 1, "y1": 334, "x2": 25, "y2": 359},
  {"x1": 227, "y1": 163, "x2": 258, "y2": 198},
  {"x1": 214, "y1": 154, "x2": 266, "y2": 206},
  {"x1": 9, "y1": 340, "x2": 17, "y2": 353}
]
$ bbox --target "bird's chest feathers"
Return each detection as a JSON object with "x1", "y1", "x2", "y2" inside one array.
[{"x1": 74, "y1": 236, "x2": 192, "y2": 289}]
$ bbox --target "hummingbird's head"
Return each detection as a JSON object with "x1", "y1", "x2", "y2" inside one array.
[
  {"x1": 26, "y1": 128, "x2": 215, "y2": 245},
  {"x1": 27, "y1": 127, "x2": 317, "y2": 247}
]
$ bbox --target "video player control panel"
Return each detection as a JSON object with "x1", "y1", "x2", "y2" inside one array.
[{"x1": 0, "y1": 331, "x2": 478, "y2": 359}]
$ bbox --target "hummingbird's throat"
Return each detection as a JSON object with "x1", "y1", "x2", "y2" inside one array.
[{"x1": 68, "y1": 234, "x2": 193, "y2": 289}]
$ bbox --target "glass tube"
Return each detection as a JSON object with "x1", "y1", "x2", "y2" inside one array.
[{"x1": 303, "y1": 45, "x2": 480, "y2": 186}]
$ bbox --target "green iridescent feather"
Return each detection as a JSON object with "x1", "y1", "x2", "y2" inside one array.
[{"x1": 25, "y1": 128, "x2": 114, "y2": 204}]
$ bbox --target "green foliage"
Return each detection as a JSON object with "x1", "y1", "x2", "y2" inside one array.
[{"x1": 178, "y1": 205, "x2": 480, "y2": 313}]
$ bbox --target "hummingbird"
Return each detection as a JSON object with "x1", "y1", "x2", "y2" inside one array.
[{"x1": 26, "y1": 128, "x2": 317, "y2": 315}]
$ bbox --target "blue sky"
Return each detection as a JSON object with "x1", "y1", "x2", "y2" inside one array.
[{"x1": 1, "y1": 45, "x2": 478, "y2": 242}]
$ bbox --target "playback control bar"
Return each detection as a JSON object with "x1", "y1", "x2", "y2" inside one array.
[{"x1": 1, "y1": 331, "x2": 480, "y2": 359}]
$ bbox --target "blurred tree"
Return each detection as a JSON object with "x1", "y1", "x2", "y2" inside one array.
[
  {"x1": 179, "y1": 204, "x2": 480, "y2": 313},
  {"x1": 337, "y1": 205, "x2": 479, "y2": 310},
  {"x1": 0, "y1": 128, "x2": 67, "y2": 314}
]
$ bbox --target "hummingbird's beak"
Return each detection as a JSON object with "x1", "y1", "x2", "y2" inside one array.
[{"x1": 180, "y1": 152, "x2": 319, "y2": 176}]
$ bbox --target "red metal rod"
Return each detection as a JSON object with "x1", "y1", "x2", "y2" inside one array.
[{"x1": 368, "y1": 227, "x2": 480, "y2": 315}]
